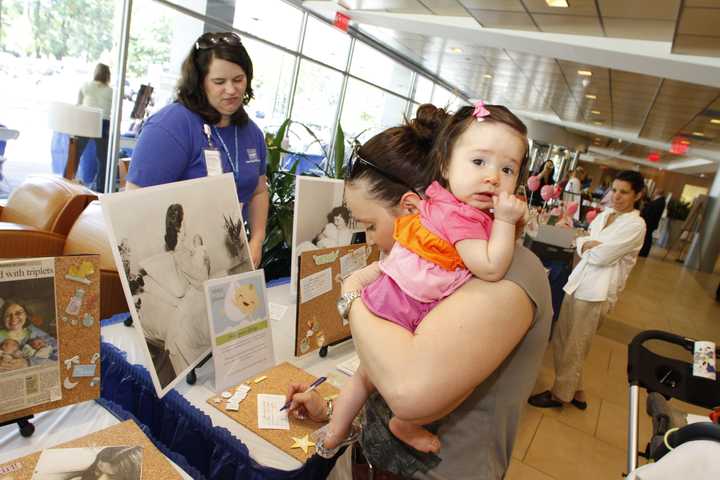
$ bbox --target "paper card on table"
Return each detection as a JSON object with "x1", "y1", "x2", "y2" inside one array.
[
  {"x1": 268, "y1": 302, "x2": 289, "y2": 322},
  {"x1": 205, "y1": 270, "x2": 275, "y2": 393},
  {"x1": 256, "y1": 393, "x2": 290, "y2": 430},
  {"x1": 300, "y1": 268, "x2": 332, "y2": 304},
  {"x1": 693, "y1": 340, "x2": 717, "y2": 380},
  {"x1": 340, "y1": 247, "x2": 368, "y2": 279},
  {"x1": 336, "y1": 354, "x2": 360, "y2": 376}
]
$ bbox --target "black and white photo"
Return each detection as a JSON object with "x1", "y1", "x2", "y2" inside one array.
[
  {"x1": 32, "y1": 446, "x2": 143, "y2": 480},
  {"x1": 101, "y1": 174, "x2": 253, "y2": 397}
]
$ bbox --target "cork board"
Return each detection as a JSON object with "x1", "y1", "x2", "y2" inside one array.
[
  {"x1": 0, "y1": 255, "x2": 101, "y2": 424},
  {"x1": 207, "y1": 361, "x2": 339, "y2": 463},
  {"x1": 295, "y1": 244, "x2": 379, "y2": 356},
  {"x1": 0, "y1": 420, "x2": 183, "y2": 479}
]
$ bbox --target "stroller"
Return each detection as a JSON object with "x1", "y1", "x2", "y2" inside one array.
[{"x1": 626, "y1": 330, "x2": 720, "y2": 477}]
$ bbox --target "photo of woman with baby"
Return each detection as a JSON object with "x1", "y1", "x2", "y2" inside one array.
[{"x1": 0, "y1": 290, "x2": 58, "y2": 373}]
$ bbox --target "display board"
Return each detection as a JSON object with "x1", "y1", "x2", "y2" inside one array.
[
  {"x1": 0, "y1": 255, "x2": 100, "y2": 425},
  {"x1": 207, "y1": 361, "x2": 339, "y2": 463},
  {"x1": 0, "y1": 420, "x2": 183, "y2": 479},
  {"x1": 295, "y1": 244, "x2": 379, "y2": 356}
]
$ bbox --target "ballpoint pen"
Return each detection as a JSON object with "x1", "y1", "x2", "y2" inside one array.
[{"x1": 279, "y1": 376, "x2": 327, "y2": 411}]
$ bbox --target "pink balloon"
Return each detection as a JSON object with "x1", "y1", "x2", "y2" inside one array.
[
  {"x1": 527, "y1": 175, "x2": 541, "y2": 192},
  {"x1": 540, "y1": 185, "x2": 554, "y2": 202},
  {"x1": 586, "y1": 209, "x2": 597, "y2": 223},
  {"x1": 552, "y1": 185, "x2": 562, "y2": 199},
  {"x1": 566, "y1": 202, "x2": 578, "y2": 215}
]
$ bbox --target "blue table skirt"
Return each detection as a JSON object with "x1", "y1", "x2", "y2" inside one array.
[{"x1": 99, "y1": 276, "x2": 343, "y2": 480}]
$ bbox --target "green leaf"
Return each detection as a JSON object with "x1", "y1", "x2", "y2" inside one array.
[{"x1": 334, "y1": 124, "x2": 345, "y2": 179}]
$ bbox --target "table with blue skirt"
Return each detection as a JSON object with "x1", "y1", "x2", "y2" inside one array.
[{"x1": 0, "y1": 278, "x2": 354, "y2": 479}]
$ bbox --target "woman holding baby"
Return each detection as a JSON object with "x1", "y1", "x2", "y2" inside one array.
[{"x1": 0, "y1": 300, "x2": 58, "y2": 371}]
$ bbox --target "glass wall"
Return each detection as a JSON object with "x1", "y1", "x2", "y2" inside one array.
[
  {"x1": 0, "y1": 0, "x2": 470, "y2": 196},
  {"x1": 0, "y1": 0, "x2": 120, "y2": 196}
]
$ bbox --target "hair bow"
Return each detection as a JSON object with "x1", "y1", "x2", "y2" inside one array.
[{"x1": 473, "y1": 100, "x2": 491, "y2": 122}]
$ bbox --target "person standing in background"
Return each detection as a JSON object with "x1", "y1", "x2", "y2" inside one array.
[
  {"x1": 77, "y1": 63, "x2": 113, "y2": 193},
  {"x1": 639, "y1": 189, "x2": 666, "y2": 257}
]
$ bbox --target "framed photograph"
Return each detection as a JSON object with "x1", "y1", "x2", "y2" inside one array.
[
  {"x1": 32, "y1": 446, "x2": 143, "y2": 480},
  {"x1": 290, "y1": 176, "x2": 365, "y2": 294},
  {"x1": 101, "y1": 174, "x2": 253, "y2": 397}
]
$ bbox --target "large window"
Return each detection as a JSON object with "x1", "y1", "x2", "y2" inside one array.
[
  {"x1": 289, "y1": 59, "x2": 344, "y2": 160},
  {"x1": 302, "y1": 16, "x2": 350, "y2": 71},
  {"x1": 232, "y1": 0, "x2": 303, "y2": 51},
  {"x1": 0, "y1": 0, "x2": 119, "y2": 196},
  {"x1": 350, "y1": 42, "x2": 413, "y2": 97},
  {"x1": 341, "y1": 79, "x2": 407, "y2": 145},
  {"x1": 414, "y1": 75, "x2": 434, "y2": 104},
  {"x1": 243, "y1": 38, "x2": 295, "y2": 133}
]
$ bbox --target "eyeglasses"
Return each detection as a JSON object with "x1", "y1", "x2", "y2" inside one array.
[
  {"x1": 195, "y1": 32, "x2": 243, "y2": 51},
  {"x1": 348, "y1": 150, "x2": 420, "y2": 196}
]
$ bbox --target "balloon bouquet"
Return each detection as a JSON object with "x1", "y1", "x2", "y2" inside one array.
[{"x1": 526, "y1": 175, "x2": 586, "y2": 230}]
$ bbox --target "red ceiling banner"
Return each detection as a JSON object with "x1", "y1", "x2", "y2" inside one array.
[
  {"x1": 334, "y1": 12, "x2": 350, "y2": 32},
  {"x1": 647, "y1": 151, "x2": 661, "y2": 162}
]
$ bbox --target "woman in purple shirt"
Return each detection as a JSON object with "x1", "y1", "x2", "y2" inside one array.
[{"x1": 127, "y1": 32, "x2": 268, "y2": 266}]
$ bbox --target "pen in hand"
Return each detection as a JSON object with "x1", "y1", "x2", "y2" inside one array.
[{"x1": 280, "y1": 376, "x2": 327, "y2": 412}]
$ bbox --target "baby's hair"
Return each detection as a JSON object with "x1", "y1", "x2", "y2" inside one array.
[
  {"x1": 428, "y1": 104, "x2": 530, "y2": 192},
  {"x1": 1, "y1": 338, "x2": 19, "y2": 347}
]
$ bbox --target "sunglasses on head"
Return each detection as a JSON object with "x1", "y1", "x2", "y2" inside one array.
[
  {"x1": 195, "y1": 32, "x2": 242, "y2": 51},
  {"x1": 348, "y1": 150, "x2": 420, "y2": 196}
]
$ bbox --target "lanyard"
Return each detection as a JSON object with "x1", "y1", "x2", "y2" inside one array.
[{"x1": 212, "y1": 125, "x2": 239, "y2": 175}]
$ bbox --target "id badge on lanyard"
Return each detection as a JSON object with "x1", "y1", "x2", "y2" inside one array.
[
  {"x1": 203, "y1": 124, "x2": 223, "y2": 176},
  {"x1": 204, "y1": 148, "x2": 223, "y2": 176}
]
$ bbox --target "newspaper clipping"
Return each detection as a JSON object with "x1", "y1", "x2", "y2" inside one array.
[{"x1": 0, "y1": 258, "x2": 62, "y2": 416}]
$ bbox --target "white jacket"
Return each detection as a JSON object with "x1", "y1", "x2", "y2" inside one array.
[{"x1": 564, "y1": 208, "x2": 646, "y2": 307}]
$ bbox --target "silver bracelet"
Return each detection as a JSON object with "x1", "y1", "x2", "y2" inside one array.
[{"x1": 325, "y1": 398, "x2": 334, "y2": 421}]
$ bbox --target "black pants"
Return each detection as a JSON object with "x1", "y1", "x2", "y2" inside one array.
[
  {"x1": 77, "y1": 119, "x2": 110, "y2": 193},
  {"x1": 639, "y1": 224, "x2": 658, "y2": 257}
]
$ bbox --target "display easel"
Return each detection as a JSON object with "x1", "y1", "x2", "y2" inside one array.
[{"x1": 663, "y1": 195, "x2": 707, "y2": 263}]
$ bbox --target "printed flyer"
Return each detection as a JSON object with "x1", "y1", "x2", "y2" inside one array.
[{"x1": 204, "y1": 270, "x2": 275, "y2": 392}]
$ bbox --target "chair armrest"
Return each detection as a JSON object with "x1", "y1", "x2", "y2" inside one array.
[{"x1": 0, "y1": 222, "x2": 66, "y2": 258}]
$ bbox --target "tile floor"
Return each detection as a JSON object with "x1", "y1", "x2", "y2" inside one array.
[{"x1": 507, "y1": 249, "x2": 720, "y2": 479}]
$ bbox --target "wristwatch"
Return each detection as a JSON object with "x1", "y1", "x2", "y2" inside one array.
[{"x1": 336, "y1": 290, "x2": 361, "y2": 321}]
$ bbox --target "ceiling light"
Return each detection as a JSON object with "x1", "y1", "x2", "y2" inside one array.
[
  {"x1": 618, "y1": 139, "x2": 623, "y2": 143},
  {"x1": 711, "y1": 119, "x2": 720, "y2": 125},
  {"x1": 577, "y1": 70, "x2": 593, "y2": 76},
  {"x1": 700, "y1": 173, "x2": 706, "y2": 178},
  {"x1": 692, "y1": 131, "x2": 705, "y2": 137},
  {"x1": 585, "y1": 94, "x2": 597, "y2": 100},
  {"x1": 450, "y1": 47, "x2": 462, "y2": 54},
  {"x1": 591, "y1": 110, "x2": 601, "y2": 115},
  {"x1": 593, "y1": 121, "x2": 603, "y2": 126},
  {"x1": 483, "y1": 74, "x2": 493, "y2": 79},
  {"x1": 546, "y1": 0, "x2": 569, "y2": 7}
]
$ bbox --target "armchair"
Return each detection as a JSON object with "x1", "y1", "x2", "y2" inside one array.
[{"x1": 0, "y1": 174, "x2": 97, "y2": 258}]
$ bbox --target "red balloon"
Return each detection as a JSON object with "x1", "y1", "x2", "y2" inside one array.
[
  {"x1": 552, "y1": 185, "x2": 562, "y2": 199},
  {"x1": 586, "y1": 209, "x2": 597, "y2": 223},
  {"x1": 527, "y1": 175, "x2": 541, "y2": 192},
  {"x1": 540, "y1": 185, "x2": 554, "y2": 202},
  {"x1": 566, "y1": 202, "x2": 579, "y2": 215}
]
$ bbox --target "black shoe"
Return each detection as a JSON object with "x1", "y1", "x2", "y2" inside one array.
[
  {"x1": 528, "y1": 390, "x2": 562, "y2": 409},
  {"x1": 571, "y1": 398, "x2": 588, "y2": 410}
]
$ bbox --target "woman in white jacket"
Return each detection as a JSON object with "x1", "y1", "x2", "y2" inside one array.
[{"x1": 529, "y1": 170, "x2": 646, "y2": 409}]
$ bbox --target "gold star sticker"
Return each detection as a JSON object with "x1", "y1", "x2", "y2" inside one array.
[{"x1": 290, "y1": 434, "x2": 315, "y2": 454}]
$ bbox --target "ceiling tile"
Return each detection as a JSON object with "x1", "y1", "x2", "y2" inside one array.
[
  {"x1": 532, "y1": 14, "x2": 604, "y2": 35},
  {"x1": 459, "y1": 0, "x2": 525, "y2": 11},
  {"x1": 523, "y1": 0, "x2": 598, "y2": 16},
  {"x1": 598, "y1": 0, "x2": 681, "y2": 20},
  {"x1": 677, "y1": 7, "x2": 720, "y2": 36},
  {"x1": 684, "y1": 0, "x2": 720, "y2": 7},
  {"x1": 467, "y1": 9, "x2": 538, "y2": 29},
  {"x1": 421, "y1": 0, "x2": 472, "y2": 16},
  {"x1": 672, "y1": 34, "x2": 720, "y2": 57},
  {"x1": 602, "y1": 18, "x2": 675, "y2": 41}
]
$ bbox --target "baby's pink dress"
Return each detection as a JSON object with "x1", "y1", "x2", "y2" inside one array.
[{"x1": 362, "y1": 181, "x2": 492, "y2": 332}]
